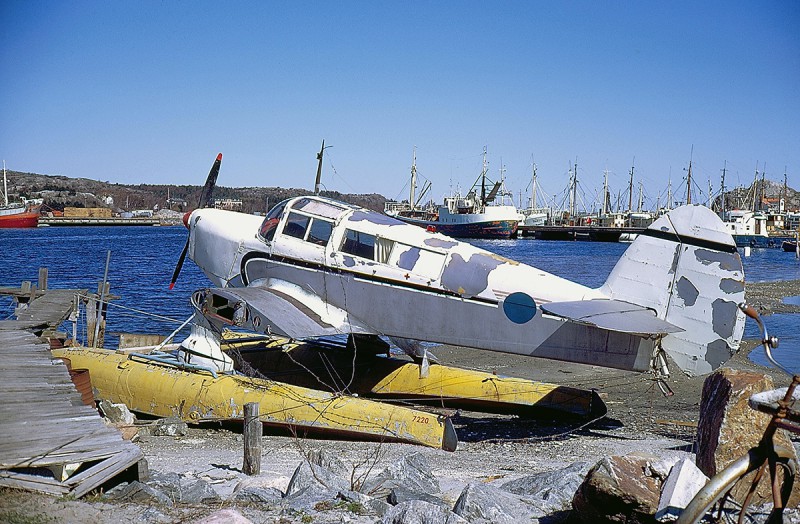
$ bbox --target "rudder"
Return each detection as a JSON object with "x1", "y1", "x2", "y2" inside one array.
[{"x1": 600, "y1": 205, "x2": 746, "y2": 376}]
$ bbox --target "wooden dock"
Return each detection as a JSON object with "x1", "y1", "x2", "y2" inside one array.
[
  {"x1": 39, "y1": 216, "x2": 161, "y2": 227},
  {"x1": 0, "y1": 272, "x2": 145, "y2": 497}
]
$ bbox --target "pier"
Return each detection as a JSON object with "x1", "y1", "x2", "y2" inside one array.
[
  {"x1": 0, "y1": 271, "x2": 145, "y2": 497},
  {"x1": 39, "y1": 216, "x2": 161, "y2": 226},
  {"x1": 518, "y1": 225, "x2": 646, "y2": 242}
]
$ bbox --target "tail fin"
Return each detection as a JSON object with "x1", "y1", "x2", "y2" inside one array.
[{"x1": 600, "y1": 205, "x2": 745, "y2": 376}]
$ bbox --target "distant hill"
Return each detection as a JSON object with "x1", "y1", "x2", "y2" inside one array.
[
  {"x1": 722, "y1": 179, "x2": 800, "y2": 212},
  {"x1": 3, "y1": 169, "x2": 389, "y2": 215},
  {"x1": 4, "y1": 168, "x2": 797, "y2": 216}
]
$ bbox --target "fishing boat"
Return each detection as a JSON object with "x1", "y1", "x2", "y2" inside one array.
[
  {"x1": 720, "y1": 209, "x2": 794, "y2": 248},
  {"x1": 782, "y1": 240, "x2": 798, "y2": 253},
  {"x1": 0, "y1": 161, "x2": 41, "y2": 228},
  {"x1": 384, "y1": 148, "x2": 519, "y2": 239}
]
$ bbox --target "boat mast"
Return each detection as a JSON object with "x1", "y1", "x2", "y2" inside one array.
[
  {"x1": 751, "y1": 162, "x2": 759, "y2": 212},
  {"x1": 667, "y1": 168, "x2": 673, "y2": 211},
  {"x1": 569, "y1": 159, "x2": 578, "y2": 219},
  {"x1": 638, "y1": 181, "x2": 644, "y2": 212},
  {"x1": 409, "y1": 147, "x2": 417, "y2": 209},
  {"x1": 783, "y1": 166, "x2": 788, "y2": 212},
  {"x1": 2, "y1": 160, "x2": 7, "y2": 207},
  {"x1": 498, "y1": 159, "x2": 506, "y2": 205},
  {"x1": 531, "y1": 158, "x2": 538, "y2": 210},
  {"x1": 602, "y1": 168, "x2": 609, "y2": 216},
  {"x1": 686, "y1": 147, "x2": 693, "y2": 205},
  {"x1": 481, "y1": 146, "x2": 488, "y2": 204},
  {"x1": 628, "y1": 158, "x2": 635, "y2": 212},
  {"x1": 720, "y1": 161, "x2": 727, "y2": 216}
]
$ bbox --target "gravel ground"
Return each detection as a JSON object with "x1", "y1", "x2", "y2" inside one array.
[{"x1": 1, "y1": 279, "x2": 798, "y2": 523}]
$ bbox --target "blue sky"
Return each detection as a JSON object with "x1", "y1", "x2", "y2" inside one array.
[{"x1": 2, "y1": 1, "x2": 798, "y2": 211}]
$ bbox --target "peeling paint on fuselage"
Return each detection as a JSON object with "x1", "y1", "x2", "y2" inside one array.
[
  {"x1": 704, "y1": 338, "x2": 733, "y2": 370},
  {"x1": 397, "y1": 246, "x2": 421, "y2": 271},
  {"x1": 719, "y1": 278, "x2": 744, "y2": 295},
  {"x1": 711, "y1": 298, "x2": 739, "y2": 340},
  {"x1": 695, "y1": 249, "x2": 741, "y2": 272},
  {"x1": 676, "y1": 276, "x2": 699, "y2": 306},
  {"x1": 441, "y1": 252, "x2": 505, "y2": 297},
  {"x1": 348, "y1": 210, "x2": 405, "y2": 226},
  {"x1": 424, "y1": 238, "x2": 458, "y2": 249}
]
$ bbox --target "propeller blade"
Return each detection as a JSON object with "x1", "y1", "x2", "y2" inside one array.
[
  {"x1": 198, "y1": 153, "x2": 222, "y2": 209},
  {"x1": 169, "y1": 237, "x2": 190, "y2": 290},
  {"x1": 169, "y1": 153, "x2": 222, "y2": 289}
]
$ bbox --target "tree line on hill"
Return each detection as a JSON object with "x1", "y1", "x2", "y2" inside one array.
[{"x1": 5, "y1": 169, "x2": 388, "y2": 215}]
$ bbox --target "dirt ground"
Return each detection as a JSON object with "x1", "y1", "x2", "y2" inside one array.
[{"x1": 1, "y1": 280, "x2": 798, "y2": 523}]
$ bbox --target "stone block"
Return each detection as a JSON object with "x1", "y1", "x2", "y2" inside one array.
[{"x1": 696, "y1": 368, "x2": 799, "y2": 507}]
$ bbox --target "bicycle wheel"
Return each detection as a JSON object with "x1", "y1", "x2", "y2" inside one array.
[{"x1": 676, "y1": 447, "x2": 797, "y2": 524}]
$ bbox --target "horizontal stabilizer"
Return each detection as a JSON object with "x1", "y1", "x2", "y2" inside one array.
[
  {"x1": 541, "y1": 299, "x2": 684, "y2": 337},
  {"x1": 198, "y1": 285, "x2": 374, "y2": 340}
]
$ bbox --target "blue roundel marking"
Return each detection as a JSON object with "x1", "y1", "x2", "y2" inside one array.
[{"x1": 503, "y1": 292, "x2": 537, "y2": 324}]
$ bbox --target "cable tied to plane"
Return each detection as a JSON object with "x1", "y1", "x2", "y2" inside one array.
[{"x1": 73, "y1": 291, "x2": 187, "y2": 325}]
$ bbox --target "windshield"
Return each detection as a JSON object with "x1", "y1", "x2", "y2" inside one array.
[{"x1": 258, "y1": 200, "x2": 289, "y2": 241}]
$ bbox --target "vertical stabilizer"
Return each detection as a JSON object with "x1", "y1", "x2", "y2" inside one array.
[{"x1": 600, "y1": 205, "x2": 745, "y2": 376}]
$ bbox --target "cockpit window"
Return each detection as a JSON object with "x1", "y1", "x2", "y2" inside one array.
[
  {"x1": 283, "y1": 212, "x2": 310, "y2": 239},
  {"x1": 258, "y1": 201, "x2": 288, "y2": 241},
  {"x1": 292, "y1": 198, "x2": 347, "y2": 220},
  {"x1": 341, "y1": 229, "x2": 376, "y2": 260},
  {"x1": 308, "y1": 218, "x2": 334, "y2": 245}
]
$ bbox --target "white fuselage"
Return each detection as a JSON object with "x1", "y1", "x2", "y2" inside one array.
[{"x1": 187, "y1": 197, "x2": 658, "y2": 372}]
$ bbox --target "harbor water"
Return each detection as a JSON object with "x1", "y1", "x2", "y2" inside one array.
[{"x1": 1, "y1": 226, "x2": 798, "y2": 373}]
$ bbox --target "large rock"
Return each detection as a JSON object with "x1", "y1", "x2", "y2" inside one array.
[
  {"x1": 338, "y1": 489, "x2": 392, "y2": 517},
  {"x1": 696, "y1": 368, "x2": 800, "y2": 507},
  {"x1": 655, "y1": 457, "x2": 708, "y2": 522},
  {"x1": 572, "y1": 453, "x2": 663, "y2": 523},
  {"x1": 501, "y1": 461, "x2": 590, "y2": 514},
  {"x1": 284, "y1": 460, "x2": 350, "y2": 497},
  {"x1": 194, "y1": 509, "x2": 253, "y2": 523},
  {"x1": 232, "y1": 484, "x2": 283, "y2": 504},
  {"x1": 389, "y1": 486, "x2": 449, "y2": 508},
  {"x1": 105, "y1": 480, "x2": 172, "y2": 506},
  {"x1": 98, "y1": 399, "x2": 136, "y2": 425},
  {"x1": 147, "y1": 472, "x2": 221, "y2": 504},
  {"x1": 453, "y1": 482, "x2": 542, "y2": 523},
  {"x1": 364, "y1": 452, "x2": 440, "y2": 498},
  {"x1": 382, "y1": 500, "x2": 467, "y2": 524}
]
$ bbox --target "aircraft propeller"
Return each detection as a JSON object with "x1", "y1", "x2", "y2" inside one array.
[{"x1": 169, "y1": 153, "x2": 222, "y2": 289}]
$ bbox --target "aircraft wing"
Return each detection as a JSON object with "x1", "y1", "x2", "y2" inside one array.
[
  {"x1": 540, "y1": 299, "x2": 683, "y2": 337},
  {"x1": 197, "y1": 284, "x2": 376, "y2": 340}
]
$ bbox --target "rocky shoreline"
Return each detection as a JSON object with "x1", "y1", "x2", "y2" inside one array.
[{"x1": 1, "y1": 280, "x2": 799, "y2": 523}]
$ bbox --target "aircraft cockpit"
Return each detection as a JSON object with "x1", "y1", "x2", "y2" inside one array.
[{"x1": 258, "y1": 197, "x2": 349, "y2": 247}]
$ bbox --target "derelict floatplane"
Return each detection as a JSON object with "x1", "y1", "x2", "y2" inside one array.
[{"x1": 54, "y1": 149, "x2": 746, "y2": 450}]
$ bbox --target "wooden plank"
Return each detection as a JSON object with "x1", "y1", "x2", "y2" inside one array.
[
  {"x1": 68, "y1": 447, "x2": 143, "y2": 498},
  {"x1": 0, "y1": 474, "x2": 70, "y2": 496},
  {"x1": 0, "y1": 326, "x2": 143, "y2": 497}
]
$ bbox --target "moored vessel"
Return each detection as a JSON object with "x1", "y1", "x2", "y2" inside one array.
[
  {"x1": 0, "y1": 161, "x2": 41, "y2": 228},
  {"x1": 384, "y1": 148, "x2": 519, "y2": 239}
]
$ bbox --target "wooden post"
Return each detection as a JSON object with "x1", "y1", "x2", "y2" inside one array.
[
  {"x1": 94, "y1": 281, "x2": 110, "y2": 348},
  {"x1": 38, "y1": 267, "x2": 48, "y2": 291},
  {"x1": 243, "y1": 402, "x2": 262, "y2": 475},
  {"x1": 86, "y1": 292, "x2": 97, "y2": 347}
]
